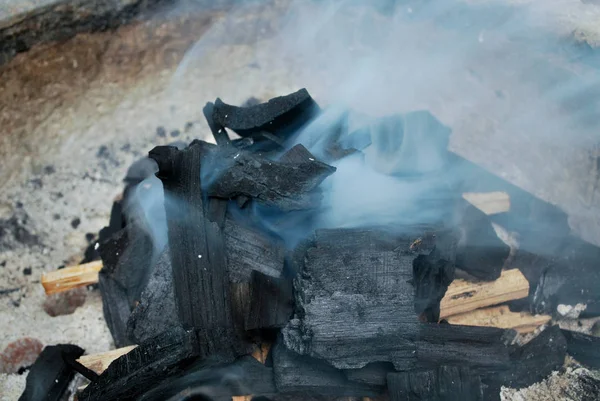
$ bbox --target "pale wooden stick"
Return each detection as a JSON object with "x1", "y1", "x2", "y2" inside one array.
[
  {"x1": 462, "y1": 191, "x2": 510, "y2": 215},
  {"x1": 41, "y1": 260, "x2": 103, "y2": 295},
  {"x1": 76, "y1": 345, "x2": 138, "y2": 375},
  {"x1": 251, "y1": 342, "x2": 271, "y2": 364},
  {"x1": 446, "y1": 305, "x2": 551, "y2": 333},
  {"x1": 439, "y1": 269, "x2": 529, "y2": 319}
]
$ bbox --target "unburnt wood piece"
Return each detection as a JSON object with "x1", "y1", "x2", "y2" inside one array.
[
  {"x1": 41, "y1": 260, "x2": 103, "y2": 295},
  {"x1": 205, "y1": 145, "x2": 336, "y2": 211},
  {"x1": 454, "y1": 201, "x2": 510, "y2": 281},
  {"x1": 149, "y1": 142, "x2": 244, "y2": 359},
  {"x1": 272, "y1": 337, "x2": 382, "y2": 397},
  {"x1": 484, "y1": 325, "x2": 566, "y2": 391},
  {"x1": 126, "y1": 246, "x2": 179, "y2": 344},
  {"x1": 224, "y1": 214, "x2": 286, "y2": 282},
  {"x1": 387, "y1": 366, "x2": 484, "y2": 401},
  {"x1": 446, "y1": 305, "x2": 551, "y2": 333},
  {"x1": 77, "y1": 345, "x2": 138, "y2": 375},
  {"x1": 439, "y1": 269, "x2": 529, "y2": 319},
  {"x1": 212, "y1": 89, "x2": 320, "y2": 140},
  {"x1": 139, "y1": 356, "x2": 276, "y2": 401},
  {"x1": 462, "y1": 192, "x2": 510, "y2": 215},
  {"x1": 79, "y1": 329, "x2": 198, "y2": 401},
  {"x1": 562, "y1": 329, "x2": 600, "y2": 369},
  {"x1": 19, "y1": 344, "x2": 84, "y2": 401},
  {"x1": 245, "y1": 271, "x2": 294, "y2": 330}
]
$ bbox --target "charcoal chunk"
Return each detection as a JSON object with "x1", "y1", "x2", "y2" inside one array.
[
  {"x1": 484, "y1": 325, "x2": 566, "y2": 390},
  {"x1": 343, "y1": 362, "x2": 394, "y2": 387},
  {"x1": 204, "y1": 146, "x2": 335, "y2": 211},
  {"x1": 139, "y1": 356, "x2": 276, "y2": 401},
  {"x1": 562, "y1": 329, "x2": 600, "y2": 369},
  {"x1": 387, "y1": 366, "x2": 484, "y2": 401},
  {"x1": 412, "y1": 249, "x2": 455, "y2": 322},
  {"x1": 203, "y1": 101, "x2": 230, "y2": 146},
  {"x1": 149, "y1": 142, "x2": 247, "y2": 358},
  {"x1": 245, "y1": 271, "x2": 294, "y2": 330},
  {"x1": 126, "y1": 246, "x2": 179, "y2": 344},
  {"x1": 212, "y1": 89, "x2": 320, "y2": 140},
  {"x1": 454, "y1": 202, "x2": 510, "y2": 281},
  {"x1": 272, "y1": 336, "x2": 382, "y2": 397},
  {"x1": 79, "y1": 329, "x2": 198, "y2": 401},
  {"x1": 19, "y1": 344, "x2": 84, "y2": 401}
]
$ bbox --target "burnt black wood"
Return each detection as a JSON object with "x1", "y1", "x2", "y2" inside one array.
[
  {"x1": 562, "y1": 329, "x2": 600, "y2": 369},
  {"x1": 245, "y1": 271, "x2": 294, "y2": 330},
  {"x1": 19, "y1": 344, "x2": 84, "y2": 401}
]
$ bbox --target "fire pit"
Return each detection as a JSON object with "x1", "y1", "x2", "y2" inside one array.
[{"x1": 2, "y1": 1, "x2": 600, "y2": 400}]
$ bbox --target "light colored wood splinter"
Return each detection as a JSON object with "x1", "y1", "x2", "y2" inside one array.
[
  {"x1": 446, "y1": 305, "x2": 551, "y2": 333},
  {"x1": 462, "y1": 191, "x2": 510, "y2": 215},
  {"x1": 77, "y1": 345, "x2": 138, "y2": 375},
  {"x1": 41, "y1": 260, "x2": 103, "y2": 295},
  {"x1": 439, "y1": 269, "x2": 529, "y2": 319}
]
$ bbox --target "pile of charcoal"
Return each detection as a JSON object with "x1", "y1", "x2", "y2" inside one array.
[{"x1": 22, "y1": 89, "x2": 600, "y2": 401}]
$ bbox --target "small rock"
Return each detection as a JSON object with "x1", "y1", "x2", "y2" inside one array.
[
  {"x1": 71, "y1": 218, "x2": 81, "y2": 229},
  {"x1": 53, "y1": 214, "x2": 60, "y2": 220},
  {"x1": 43, "y1": 288, "x2": 87, "y2": 317},
  {"x1": 156, "y1": 126, "x2": 167, "y2": 138},
  {"x1": 85, "y1": 233, "x2": 95, "y2": 242},
  {"x1": 0, "y1": 338, "x2": 44, "y2": 374},
  {"x1": 170, "y1": 129, "x2": 181, "y2": 137},
  {"x1": 22, "y1": 267, "x2": 32, "y2": 276}
]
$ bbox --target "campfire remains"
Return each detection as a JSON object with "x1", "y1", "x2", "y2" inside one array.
[{"x1": 30, "y1": 89, "x2": 600, "y2": 401}]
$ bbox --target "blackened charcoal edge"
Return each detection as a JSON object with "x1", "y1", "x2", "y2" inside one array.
[
  {"x1": 212, "y1": 88, "x2": 320, "y2": 139},
  {"x1": 149, "y1": 142, "x2": 245, "y2": 359},
  {"x1": 20, "y1": 345, "x2": 84, "y2": 401},
  {"x1": 561, "y1": 329, "x2": 600, "y2": 369}
]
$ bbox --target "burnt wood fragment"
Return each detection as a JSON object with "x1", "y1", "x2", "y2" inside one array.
[
  {"x1": 387, "y1": 366, "x2": 484, "y2": 401},
  {"x1": 343, "y1": 362, "x2": 395, "y2": 387},
  {"x1": 224, "y1": 212, "x2": 286, "y2": 282},
  {"x1": 126, "y1": 246, "x2": 179, "y2": 344},
  {"x1": 212, "y1": 89, "x2": 320, "y2": 140},
  {"x1": 149, "y1": 142, "x2": 246, "y2": 358},
  {"x1": 412, "y1": 249, "x2": 455, "y2": 322},
  {"x1": 79, "y1": 329, "x2": 198, "y2": 401},
  {"x1": 272, "y1": 336, "x2": 382, "y2": 397},
  {"x1": 454, "y1": 201, "x2": 510, "y2": 281},
  {"x1": 139, "y1": 355, "x2": 276, "y2": 401},
  {"x1": 203, "y1": 101, "x2": 230, "y2": 146},
  {"x1": 204, "y1": 145, "x2": 335, "y2": 211},
  {"x1": 245, "y1": 271, "x2": 294, "y2": 330},
  {"x1": 19, "y1": 344, "x2": 85, "y2": 401},
  {"x1": 484, "y1": 325, "x2": 566, "y2": 390},
  {"x1": 562, "y1": 329, "x2": 600, "y2": 369}
]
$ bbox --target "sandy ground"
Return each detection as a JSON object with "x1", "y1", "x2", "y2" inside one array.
[{"x1": 0, "y1": 0, "x2": 599, "y2": 399}]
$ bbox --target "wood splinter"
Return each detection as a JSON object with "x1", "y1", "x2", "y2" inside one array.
[
  {"x1": 41, "y1": 260, "x2": 103, "y2": 295},
  {"x1": 446, "y1": 305, "x2": 551, "y2": 333}
]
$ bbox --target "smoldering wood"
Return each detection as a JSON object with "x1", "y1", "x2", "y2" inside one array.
[
  {"x1": 138, "y1": 356, "x2": 276, "y2": 401},
  {"x1": 272, "y1": 336, "x2": 383, "y2": 397},
  {"x1": 483, "y1": 325, "x2": 566, "y2": 391},
  {"x1": 149, "y1": 142, "x2": 245, "y2": 358},
  {"x1": 203, "y1": 101, "x2": 231, "y2": 146},
  {"x1": 204, "y1": 145, "x2": 336, "y2": 211},
  {"x1": 387, "y1": 366, "x2": 484, "y2": 401},
  {"x1": 79, "y1": 329, "x2": 199, "y2": 401},
  {"x1": 19, "y1": 344, "x2": 85, "y2": 401},
  {"x1": 224, "y1": 213, "x2": 286, "y2": 282},
  {"x1": 244, "y1": 271, "x2": 294, "y2": 331},
  {"x1": 212, "y1": 89, "x2": 320, "y2": 140},
  {"x1": 454, "y1": 201, "x2": 510, "y2": 281},
  {"x1": 562, "y1": 329, "x2": 600, "y2": 369},
  {"x1": 126, "y1": 246, "x2": 179, "y2": 344}
]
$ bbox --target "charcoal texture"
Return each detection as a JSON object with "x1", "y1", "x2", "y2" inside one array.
[
  {"x1": 150, "y1": 142, "x2": 246, "y2": 358},
  {"x1": 562, "y1": 329, "x2": 600, "y2": 369},
  {"x1": 245, "y1": 271, "x2": 294, "y2": 330},
  {"x1": 204, "y1": 146, "x2": 335, "y2": 211},
  {"x1": 343, "y1": 362, "x2": 395, "y2": 387},
  {"x1": 454, "y1": 202, "x2": 510, "y2": 281},
  {"x1": 387, "y1": 366, "x2": 484, "y2": 401},
  {"x1": 126, "y1": 246, "x2": 178, "y2": 344},
  {"x1": 212, "y1": 89, "x2": 319, "y2": 140},
  {"x1": 79, "y1": 329, "x2": 198, "y2": 401},
  {"x1": 272, "y1": 336, "x2": 382, "y2": 397},
  {"x1": 19, "y1": 344, "x2": 84, "y2": 401}
]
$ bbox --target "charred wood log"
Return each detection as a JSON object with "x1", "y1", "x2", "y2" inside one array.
[
  {"x1": 562, "y1": 329, "x2": 600, "y2": 369},
  {"x1": 245, "y1": 271, "x2": 294, "y2": 331},
  {"x1": 19, "y1": 344, "x2": 85, "y2": 401},
  {"x1": 212, "y1": 89, "x2": 320, "y2": 141}
]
